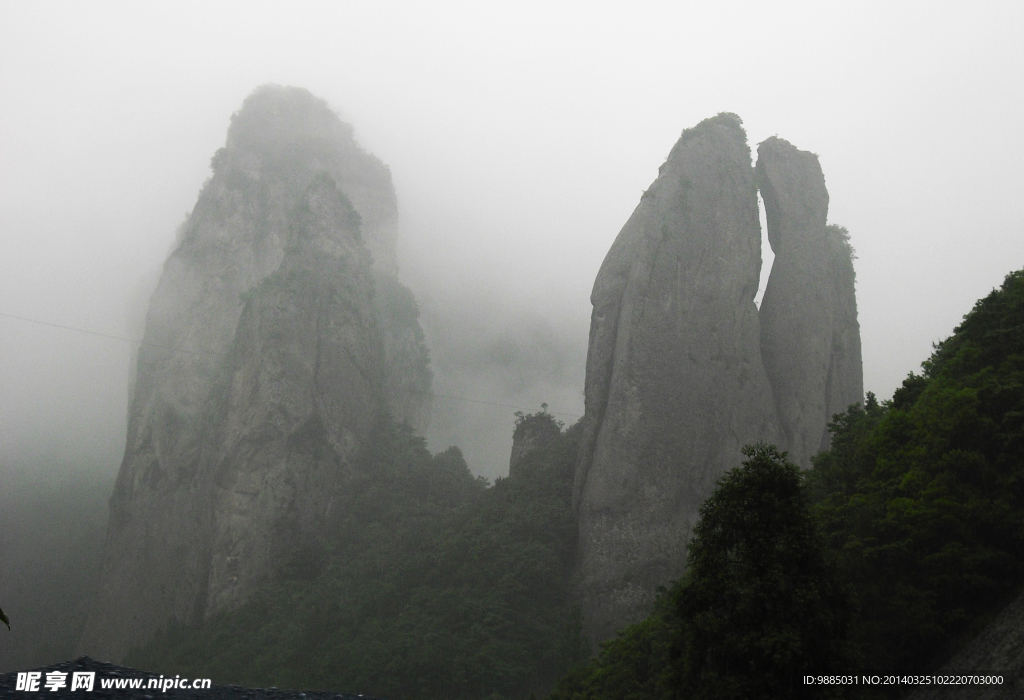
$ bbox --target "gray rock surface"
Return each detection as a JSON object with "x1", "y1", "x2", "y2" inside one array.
[
  {"x1": 756, "y1": 137, "x2": 863, "y2": 464},
  {"x1": 374, "y1": 270, "x2": 433, "y2": 432},
  {"x1": 572, "y1": 121, "x2": 865, "y2": 644},
  {"x1": 79, "y1": 86, "x2": 430, "y2": 661},
  {"x1": 203, "y1": 174, "x2": 383, "y2": 614},
  {"x1": 572, "y1": 114, "x2": 780, "y2": 643},
  {"x1": 820, "y1": 223, "x2": 863, "y2": 452},
  {"x1": 905, "y1": 591, "x2": 1024, "y2": 700}
]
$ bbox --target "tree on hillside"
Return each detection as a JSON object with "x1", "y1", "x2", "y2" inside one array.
[
  {"x1": 548, "y1": 444, "x2": 856, "y2": 700},
  {"x1": 676, "y1": 443, "x2": 857, "y2": 699},
  {"x1": 799, "y1": 269, "x2": 1024, "y2": 675}
]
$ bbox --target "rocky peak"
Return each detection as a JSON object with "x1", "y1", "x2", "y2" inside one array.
[
  {"x1": 757, "y1": 137, "x2": 863, "y2": 465},
  {"x1": 755, "y1": 136, "x2": 829, "y2": 254},
  {"x1": 573, "y1": 113, "x2": 780, "y2": 643},
  {"x1": 202, "y1": 175, "x2": 384, "y2": 615},
  {"x1": 79, "y1": 86, "x2": 430, "y2": 661},
  {"x1": 573, "y1": 117, "x2": 864, "y2": 645},
  {"x1": 214, "y1": 85, "x2": 397, "y2": 274}
]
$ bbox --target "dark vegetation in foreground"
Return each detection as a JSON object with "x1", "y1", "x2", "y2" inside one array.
[
  {"x1": 554, "y1": 269, "x2": 1024, "y2": 699},
  {"x1": 128, "y1": 414, "x2": 588, "y2": 699},
  {"x1": 551, "y1": 444, "x2": 859, "y2": 700}
]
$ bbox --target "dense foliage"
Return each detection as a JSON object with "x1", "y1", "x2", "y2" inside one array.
[
  {"x1": 808, "y1": 269, "x2": 1024, "y2": 674},
  {"x1": 129, "y1": 413, "x2": 585, "y2": 700},
  {"x1": 550, "y1": 445, "x2": 854, "y2": 700},
  {"x1": 550, "y1": 596, "x2": 679, "y2": 700},
  {"x1": 679, "y1": 444, "x2": 856, "y2": 698}
]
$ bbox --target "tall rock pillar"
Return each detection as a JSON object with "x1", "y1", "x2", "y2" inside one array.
[
  {"x1": 573, "y1": 114, "x2": 779, "y2": 642},
  {"x1": 756, "y1": 137, "x2": 863, "y2": 463},
  {"x1": 821, "y1": 223, "x2": 863, "y2": 451},
  {"x1": 79, "y1": 85, "x2": 432, "y2": 661}
]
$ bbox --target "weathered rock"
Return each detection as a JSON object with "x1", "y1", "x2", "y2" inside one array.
[
  {"x1": 820, "y1": 223, "x2": 863, "y2": 451},
  {"x1": 756, "y1": 138, "x2": 863, "y2": 464},
  {"x1": 203, "y1": 174, "x2": 384, "y2": 614},
  {"x1": 571, "y1": 126, "x2": 865, "y2": 644},
  {"x1": 374, "y1": 270, "x2": 433, "y2": 431},
  {"x1": 572, "y1": 113, "x2": 780, "y2": 643},
  {"x1": 79, "y1": 86, "x2": 430, "y2": 660}
]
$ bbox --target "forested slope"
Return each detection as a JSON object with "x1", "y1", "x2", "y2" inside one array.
[
  {"x1": 128, "y1": 414, "x2": 587, "y2": 700},
  {"x1": 549, "y1": 268, "x2": 1024, "y2": 699}
]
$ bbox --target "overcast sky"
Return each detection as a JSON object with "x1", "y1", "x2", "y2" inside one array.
[{"x1": 1, "y1": 1, "x2": 1022, "y2": 479}]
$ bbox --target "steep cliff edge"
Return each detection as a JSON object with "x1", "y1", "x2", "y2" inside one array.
[
  {"x1": 572, "y1": 113, "x2": 780, "y2": 643},
  {"x1": 756, "y1": 137, "x2": 862, "y2": 464},
  {"x1": 820, "y1": 223, "x2": 863, "y2": 452},
  {"x1": 80, "y1": 86, "x2": 430, "y2": 661},
  {"x1": 373, "y1": 270, "x2": 433, "y2": 432}
]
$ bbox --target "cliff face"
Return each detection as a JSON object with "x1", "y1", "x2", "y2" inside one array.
[
  {"x1": 203, "y1": 175, "x2": 384, "y2": 614},
  {"x1": 374, "y1": 271, "x2": 433, "y2": 431},
  {"x1": 573, "y1": 120, "x2": 864, "y2": 643},
  {"x1": 756, "y1": 137, "x2": 863, "y2": 465},
  {"x1": 820, "y1": 223, "x2": 863, "y2": 451},
  {"x1": 572, "y1": 114, "x2": 780, "y2": 642},
  {"x1": 80, "y1": 86, "x2": 430, "y2": 660}
]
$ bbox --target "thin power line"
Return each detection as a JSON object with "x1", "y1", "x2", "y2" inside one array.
[
  {"x1": 0, "y1": 310, "x2": 582, "y2": 419},
  {"x1": 0, "y1": 311, "x2": 226, "y2": 358},
  {"x1": 401, "y1": 387, "x2": 581, "y2": 419}
]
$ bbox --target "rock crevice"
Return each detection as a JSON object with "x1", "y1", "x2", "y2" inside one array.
[
  {"x1": 573, "y1": 114, "x2": 781, "y2": 642},
  {"x1": 573, "y1": 117, "x2": 863, "y2": 643},
  {"x1": 757, "y1": 137, "x2": 863, "y2": 465}
]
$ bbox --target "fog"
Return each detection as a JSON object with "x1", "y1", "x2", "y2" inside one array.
[{"x1": 1, "y1": 1, "x2": 1022, "y2": 481}]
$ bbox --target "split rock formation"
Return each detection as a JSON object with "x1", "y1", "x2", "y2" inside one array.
[
  {"x1": 573, "y1": 116, "x2": 863, "y2": 642},
  {"x1": 757, "y1": 137, "x2": 863, "y2": 465},
  {"x1": 573, "y1": 114, "x2": 781, "y2": 642}
]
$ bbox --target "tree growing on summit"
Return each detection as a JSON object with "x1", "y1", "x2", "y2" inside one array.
[{"x1": 676, "y1": 443, "x2": 856, "y2": 699}]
